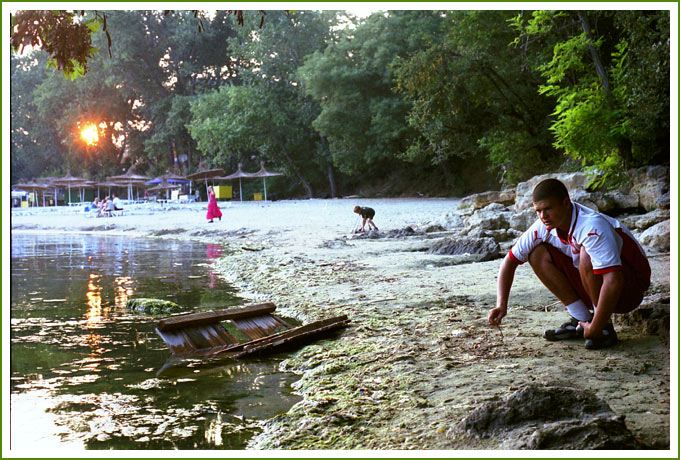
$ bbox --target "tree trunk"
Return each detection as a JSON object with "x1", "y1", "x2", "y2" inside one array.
[
  {"x1": 270, "y1": 134, "x2": 314, "y2": 198},
  {"x1": 578, "y1": 11, "x2": 634, "y2": 165},
  {"x1": 276, "y1": 152, "x2": 313, "y2": 198},
  {"x1": 438, "y1": 152, "x2": 454, "y2": 188},
  {"x1": 327, "y1": 164, "x2": 337, "y2": 198},
  {"x1": 294, "y1": 167, "x2": 314, "y2": 198},
  {"x1": 577, "y1": 11, "x2": 613, "y2": 101},
  {"x1": 618, "y1": 137, "x2": 633, "y2": 167},
  {"x1": 116, "y1": 137, "x2": 126, "y2": 166},
  {"x1": 169, "y1": 142, "x2": 176, "y2": 170}
]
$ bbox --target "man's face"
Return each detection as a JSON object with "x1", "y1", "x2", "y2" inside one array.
[{"x1": 533, "y1": 196, "x2": 572, "y2": 232}]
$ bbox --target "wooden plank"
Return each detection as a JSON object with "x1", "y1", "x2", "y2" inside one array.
[
  {"x1": 202, "y1": 324, "x2": 235, "y2": 347},
  {"x1": 241, "y1": 316, "x2": 348, "y2": 349},
  {"x1": 260, "y1": 315, "x2": 288, "y2": 336},
  {"x1": 210, "y1": 324, "x2": 239, "y2": 345},
  {"x1": 273, "y1": 316, "x2": 293, "y2": 329},
  {"x1": 232, "y1": 316, "x2": 350, "y2": 358},
  {"x1": 156, "y1": 304, "x2": 350, "y2": 359},
  {"x1": 157, "y1": 303, "x2": 276, "y2": 332},
  {"x1": 232, "y1": 315, "x2": 282, "y2": 340},
  {"x1": 257, "y1": 314, "x2": 286, "y2": 330},
  {"x1": 232, "y1": 317, "x2": 267, "y2": 340},
  {"x1": 189, "y1": 342, "x2": 242, "y2": 358},
  {"x1": 229, "y1": 315, "x2": 350, "y2": 358},
  {"x1": 183, "y1": 326, "x2": 214, "y2": 349},
  {"x1": 167, "y1": 316, "x2": 349, "y2": 359},
  {"x1": 155, "y1": 328, "x2": 198, "y2": 355},
  {"x1": 157, "y1": 324, "x2": 238, "y2": 354}
]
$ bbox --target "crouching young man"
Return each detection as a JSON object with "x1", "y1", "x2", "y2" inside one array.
[{"x1": 488, "y1": 178, "x2": 651, "y2": 349}]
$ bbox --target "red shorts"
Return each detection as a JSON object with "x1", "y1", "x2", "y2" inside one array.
[{"x1": 545, "y1": 244, "x2": 646, "y2": 314}]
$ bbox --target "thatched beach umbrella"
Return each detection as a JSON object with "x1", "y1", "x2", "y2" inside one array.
[
  {"x1": 13, "y1": 182, "x2": 51, "y2": 206},
  {"x1": 248, "y1": 161, "x2": 283, "y2": 201},
  {"x1": 54, "y1": 172, "x2": 88, "y2": 204},
  {"x1": 35, "y1": 177, "x2": 60, "y2": 206},
  {"x1": 146, "y1": 174, "x2": 190, "y2": 197},
  {"x1": 108, "y1": 167, "x2": 151, "y2": 201},
  {"x1": 186, "y1": 167, "x2": 225, "y2": 199},
  {"x1": 11, "y1": 183, "x2": 32, "y2": 206},
  {"x1": 112, "y1": 177, "x2": 147, "y2": 201},
  {"x1": 95, "y1": 181, "x2": 121, "y2": 198},
  {"x1": 185, "y1": 168, "x2": 225, "y2": 182},
  {"x1": 73, "y1": 180, "x2": 96, "y2": 202},
  {"x1": 147, "y1": 179, "x2": 181, "y2": 200},
  {"x1": 218, "y1": 163, "x2": 255, "y2": 202}
]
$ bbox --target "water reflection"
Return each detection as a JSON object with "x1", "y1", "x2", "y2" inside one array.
[
  {"x1": 10, "y1": 233, "x2": 301, "y2": 450},
  {"x1": 206, "y1": 411, "x2": 226, "y2": 446},
  {"x1": 206, "y1": 243, "x2": 222, "y2": 289},
  {"x1": 86, "y1": 274, "x2": 102, "y2": 326},
  {"x1": 113, "y1": 276, "x2": 134, "y2": 308}
]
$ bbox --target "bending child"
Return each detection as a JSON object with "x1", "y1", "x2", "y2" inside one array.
[{"x1": 353, "y1": 206, "x2": 379, "y2": 232}]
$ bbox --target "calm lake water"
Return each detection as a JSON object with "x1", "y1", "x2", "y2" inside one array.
[{"x1": 9, "y1": 233, "x2": 301, "y2": 450}]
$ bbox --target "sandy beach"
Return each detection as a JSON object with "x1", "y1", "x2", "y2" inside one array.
[{"x1": 9, "y1": 198, "x2": 673, "y2": 449}]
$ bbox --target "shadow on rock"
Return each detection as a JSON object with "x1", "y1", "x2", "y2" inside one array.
[
  {"x1": 384, "y1": 226, "x2": 425, "y2": 238},
  {"x1": 426, "y1": 237, "x2": 500, "y2": 261},
  {"x1": 351, "y1": 226, "x2": 428, "y2": 240},
  {"x1": 451, "y1": 383, "x2": 641, "y2": 449},
  {"x1": 350, "y1": 229, "x2": 382, "y2": 239},
  {"x1": 614, "y1": 293, "x2": 670, "y2": 339}
]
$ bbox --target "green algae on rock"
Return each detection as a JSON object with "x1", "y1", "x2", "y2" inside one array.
[{"x1": 126, "y1": 298, "x2": 183, "y2": 314}]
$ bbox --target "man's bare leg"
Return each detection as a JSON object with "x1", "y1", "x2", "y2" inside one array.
[
  {"x1": 529, "y1": 244, "x2": 591, "y2": 340},
  {"x1": 528, "y1": 244, "x2": 581, "y2": 305},
  {"x1": 577, "y1": 247, "x2": 602, "y2": 307},
  {"x1": 576, "y1": 246, "x2": 619, "y2": 348}
]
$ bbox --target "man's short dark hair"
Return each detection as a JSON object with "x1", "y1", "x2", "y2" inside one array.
[{"x1": 532, "y1": 178, "x2": 570, "y2": 203}]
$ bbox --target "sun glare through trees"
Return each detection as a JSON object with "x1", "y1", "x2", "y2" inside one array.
[{"x1": 81, "y1": 124, "x2": 99, "y2": 145}]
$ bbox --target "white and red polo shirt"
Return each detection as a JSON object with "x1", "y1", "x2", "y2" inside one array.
[{"x1": 509, "y1": 202, "x2": 651, "y2": 288}]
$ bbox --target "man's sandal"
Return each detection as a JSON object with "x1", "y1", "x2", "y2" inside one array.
[
  {"x1": 543, "y1": 317, "x2": 584, "y2": 341},
  {"x1": 584, "y1": 323, "x2": 618, "y2": 350}
]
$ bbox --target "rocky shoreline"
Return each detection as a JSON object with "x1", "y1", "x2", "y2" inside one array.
[
  {"x1": 9, "y1": 167, "x2": 672, "y2": 450},
  {"x1": 210, "y1": 168, "x2": 672, "y2": 450},
  {"x1": 216, "y1": 244, "x2": 670, "y2": 450}
]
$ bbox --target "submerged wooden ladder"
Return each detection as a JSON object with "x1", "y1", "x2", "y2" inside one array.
[{"x1": 155, "y1": 302, "x2": 350, "y2": 359}]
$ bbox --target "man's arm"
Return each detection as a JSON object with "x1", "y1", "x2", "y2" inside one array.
[
  {"x1": 488, "y1": 253, "x2": 520, "y2": 325},
  {"x1": 578, "y1": 270, "x2": 624, "y2": 338}
]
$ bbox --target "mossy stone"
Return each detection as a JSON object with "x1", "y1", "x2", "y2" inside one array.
[{"x1": 126, "y1": 298, "x2": 183, "y2": 314}]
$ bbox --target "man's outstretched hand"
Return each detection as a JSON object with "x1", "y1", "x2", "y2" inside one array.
[{"x1": 488, "y1": 306, "x2": 507, "y2": 326}]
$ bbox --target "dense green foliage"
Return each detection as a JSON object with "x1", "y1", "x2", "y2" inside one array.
[
  {"x1": 510, "y1": 10, "x2": 670, "y2": 187},
  {"x1": 10, "y1": 10, "x2": 108, "y2": 79},
  {"x1": 188, "y1": 11, "x2": 336, "y2": 198},
  {"x1": 394, "y1": 10, "x2": 561, "y2": 186},
  {"x1": 298, "y1": 12, "x2": 443, "y2": 177},
  {"x1": 10, "y1": 9, "x2": 670, "y2": 197}
]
